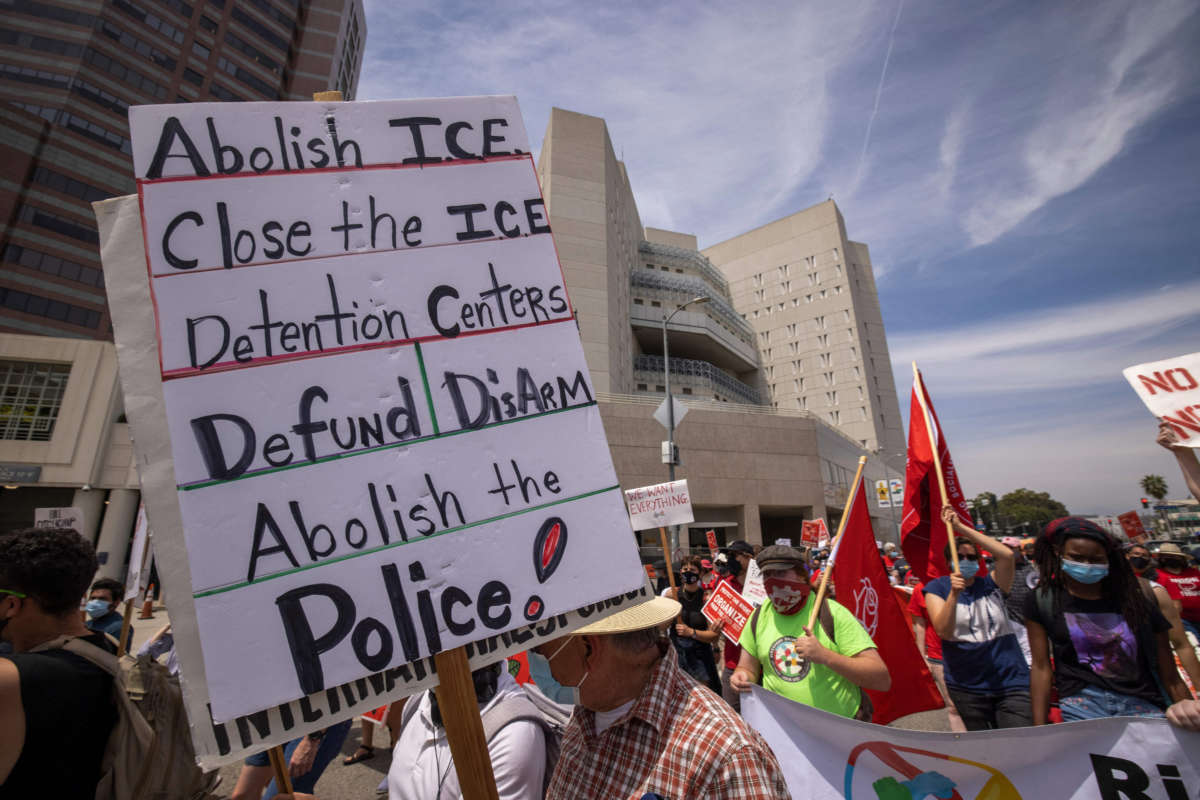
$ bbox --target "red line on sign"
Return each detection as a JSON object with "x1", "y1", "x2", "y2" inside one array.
[
  {"x1": 136, "y1": 153, "x2": 531, "y2": 185},
  {"x1": 159, "y1": 314, "x2": 575, "y2": 381},
  {"x1": 148, "y1": 232, "x2": 530, "y2": 279}
]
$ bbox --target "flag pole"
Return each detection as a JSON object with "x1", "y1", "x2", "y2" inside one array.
[
  {"x1": 807, "y1": 455, "x2": 868, "y2": 631},
  {"x1": 911, "y1": 362, "x2": 959, "y2": 573}
]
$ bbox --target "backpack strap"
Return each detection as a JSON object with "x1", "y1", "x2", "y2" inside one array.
[
  {"x1": 818, "y1": 599, "x2": 837, "y2": 645},
  {"x1": 480, "y1": 691, "x2": 544, "y2": 743}
]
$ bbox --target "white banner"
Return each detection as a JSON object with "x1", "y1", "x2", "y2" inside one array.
[
  {"x1": 744, "y1": 686, "x2": 1200, "y2": 800},
  {"x1": 1123, "y1": 352, "x2": 1200, "y2": 447},
  {"x1": 625, "y1": 479, "x2": 694, "y2": 531},
  {"x1": 98, "y1": 96, "x2": 644, "y2": 737}
]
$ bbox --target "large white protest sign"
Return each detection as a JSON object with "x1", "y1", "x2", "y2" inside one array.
[
  {"x1": 1124, "y1": 352, "x2": 1200, "y2": 446},
  {"x1": 624, "y1": 479, "x2": 694, "y2": 530},
  {"x1": 743, "y1": 558, "x2": 766, "y2": 606},
  {"x1": 744, "y1": 687, "x2": 1200, "y2": 800},
  {"x1": 99, "y1": 96, "x2": 644, "y2": 730}
]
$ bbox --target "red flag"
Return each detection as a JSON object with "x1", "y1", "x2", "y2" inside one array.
[
  {"x1": 833, "y1": 475, "x2": 944, "y2": 724},
  {"x1": 901, "y1": 367, "x2": 972, "y2": 583}
]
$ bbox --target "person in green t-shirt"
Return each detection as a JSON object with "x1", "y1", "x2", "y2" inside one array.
[{"x1": 730, "y1": 545, "x2": 890, "y2": 717}]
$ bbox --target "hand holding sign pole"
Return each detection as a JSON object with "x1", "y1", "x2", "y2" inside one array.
[{"x1": 807, "y1": 456, "x2": 868, "y2": 633}]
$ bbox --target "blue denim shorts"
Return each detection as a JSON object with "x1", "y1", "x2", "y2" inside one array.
[{"x1": 1059, "y1": 685, "x2": 1165, "y2": 722}]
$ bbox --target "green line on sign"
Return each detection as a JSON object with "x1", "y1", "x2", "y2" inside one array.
[
  {"x1": 178, "y1": 400, "x2": 597, "y2": 491},
  {"x1": 414, "y1": 341, "x2": 440, "y2": 436},
  {"x1": 191, "y1": 483, "x2": 621, "y2": 599}
]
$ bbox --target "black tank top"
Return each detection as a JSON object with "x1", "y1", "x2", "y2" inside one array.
[
  {"x1": 2, "y1": 632, "x2": 117, "y2": 799},
  {"x1": 675, "y1": 587, "x2": 709, "y2": 631}
]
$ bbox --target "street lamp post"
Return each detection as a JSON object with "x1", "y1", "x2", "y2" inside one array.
[{"x1": 662, "y1": 295, "x2": 710, "y2": 558}]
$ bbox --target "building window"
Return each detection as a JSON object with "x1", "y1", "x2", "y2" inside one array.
[{"x1": 0, "y1": 360, "x2": 71, "y2": 441}]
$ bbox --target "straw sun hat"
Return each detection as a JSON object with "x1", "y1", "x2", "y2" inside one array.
[{"x1": 576, "y1": 596, "x2": 681, "y2": 635}]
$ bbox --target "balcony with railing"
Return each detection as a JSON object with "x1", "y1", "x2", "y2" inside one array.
[
  {"x1": 639, "y1": 240, "x2": 730, "y2": 295},
  {"x1": 629, "y1": 270, "x2": 759, "y2": 371},
  {"x1": 633, "y1": 354, "x2": 762, "y2": 406}
]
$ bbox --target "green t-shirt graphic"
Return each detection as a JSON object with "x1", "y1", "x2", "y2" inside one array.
[{"x1": 739, "y1": 594, "x2": 876, "y2": 717}]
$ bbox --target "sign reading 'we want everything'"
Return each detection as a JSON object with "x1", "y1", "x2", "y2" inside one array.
[{"x1": 101, "y1": 96, "x2": 644, "y2": 731}]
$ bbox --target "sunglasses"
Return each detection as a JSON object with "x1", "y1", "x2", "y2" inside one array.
[{"x1": 956, "y1": 553, "x2": 979, "y2": 562}]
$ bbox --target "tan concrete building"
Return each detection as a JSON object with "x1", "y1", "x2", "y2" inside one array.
[
  {"x1": 538, "y1": 108, "x2": 908, "y2": 553},
  {"x1": 0, "y1": 0, "x2": 365, "y2": 580}
]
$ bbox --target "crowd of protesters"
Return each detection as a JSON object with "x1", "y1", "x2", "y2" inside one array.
[{"x1": 5, "y1": 425, "x2": 1200, "y2": 800}]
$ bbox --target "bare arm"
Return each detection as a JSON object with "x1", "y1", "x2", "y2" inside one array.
[
  {"x1": 1026, "y1": 619, "x2": 1053, "y2": 725},
  {"x1": 1159, "y1": 422, "x2": 1200, "y2": 500},
  {"x1": 924, "y1": 580, "x2": 963, "y2": 641},
  {"x1": 1153, "y1": 584, "x2": 1200, "y2": 691},
  {"x1": 912, "y1": 615, "x2": 928, "y2": 657},
  {"x1": 0, "y1": 660, "x2": 25, "y2": 783},
  {"x1": 1157, "y1": 632, "x2": 1200, "y2": 731},
  {"x1": 730, "y1": 648, "x2": 762, "y2": 692}
]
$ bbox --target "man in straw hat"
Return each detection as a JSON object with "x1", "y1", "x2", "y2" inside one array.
[{"x1": 540, "y1": 594, "x2": 789, "y2": 799}]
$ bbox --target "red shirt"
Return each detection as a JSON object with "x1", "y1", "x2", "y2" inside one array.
[
  {"x1": 907, "y1": 582, "x2": 942, "y2": 660},
  {"x1": 719, "y1": 575, "x2": 745, "y2": 670},
  {"x1": 1156, "y1": 566, "x2": 1200, "y2": 623}
]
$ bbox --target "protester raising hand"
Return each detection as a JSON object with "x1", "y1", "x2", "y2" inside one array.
[{"x1": 1157, "y1": 420, "x2": 1200, "y2": 500}]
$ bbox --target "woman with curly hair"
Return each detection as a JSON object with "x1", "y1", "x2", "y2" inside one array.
[{"x1": 1023, "y1": 517, "x2": 1200, "y2": 729}]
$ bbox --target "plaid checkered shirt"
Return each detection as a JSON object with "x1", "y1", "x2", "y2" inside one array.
[{"x1": 546, "y1": 645, "x2": 791, "y2": 799}]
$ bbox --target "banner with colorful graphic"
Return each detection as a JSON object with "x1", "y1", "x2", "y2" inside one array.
[{"x1": 744, "y1": 686, "x2": 1200, "y2": 800}]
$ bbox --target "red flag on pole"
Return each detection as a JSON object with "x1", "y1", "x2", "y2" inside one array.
[
  {"x1": 901, "y1": 366, "x2": 972, "y2": 583},
  {"x1": 833, "y1": 474, "x2": 945, "y2": 724}
]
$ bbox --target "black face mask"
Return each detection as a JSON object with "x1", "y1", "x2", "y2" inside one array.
[
  {"x1": 1128, "y1": 556, "x2": 1150, "y2": 571},
  {"x1": 681, "y1": 571, "x2": 700, "y2": 585}
]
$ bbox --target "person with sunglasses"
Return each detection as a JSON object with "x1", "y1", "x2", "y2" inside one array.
[{"x1": 923, "y1": 506, "x2": 1031, "y2": 730}]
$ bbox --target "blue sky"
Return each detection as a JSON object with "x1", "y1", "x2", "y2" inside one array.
[{"x1": 357, "y1": 0, "x2": 1200, "y2": 515}]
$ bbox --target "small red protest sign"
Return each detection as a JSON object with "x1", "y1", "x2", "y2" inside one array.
[
  {"x1": 701, "y1": 580, "x2": 754, "y2": 644},
  {"x1": 1117, "y1": 511, "x2": 1148, "y2": 543},
  {"x1": 801, "y1": 519, "x2": 829, "y2": 548},
  {"x1": 706, "y1": 530, "x2": 719, "y2": 554}
]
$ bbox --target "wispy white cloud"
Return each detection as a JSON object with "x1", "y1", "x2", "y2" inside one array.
[
  {"x1": 960, "y1": 0, "x2": 1193, "y2": 246},
  {"x1": 891, "y1": 279, "x2": 1200, "y2": 395}
]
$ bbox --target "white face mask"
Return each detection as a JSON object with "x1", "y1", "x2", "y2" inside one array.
[{"x1": 544, "y1": 636, "x2": 589, "y2": 692}]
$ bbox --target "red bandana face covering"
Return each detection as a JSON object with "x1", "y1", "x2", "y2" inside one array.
[{"x1": 764, "y1": 577, "x2": 810, "y2": 615}]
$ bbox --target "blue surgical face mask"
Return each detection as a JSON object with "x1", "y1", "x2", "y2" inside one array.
[
  {"x1": 85, "y1": 599, "x2": 110, "y2": 619},
  {"x1": 958, "y1": 560, "x2": 980, "y2": 580},
  {"x1": 526, "y1": 649, "x2": 578, "y2": 705},
  {"x1": 1061, "y1": 559, "x2": 1108, "y2": 584}
]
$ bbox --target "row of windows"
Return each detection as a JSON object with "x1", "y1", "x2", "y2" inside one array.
[
  {"x1": 17, "y1": 205, "x2": 100, "y2": 246},
  {"x1": 0, "y1": 287, "x2": 102, "y2": 329},
  {"x1": 11, "y1": 101, "x2": 58, "y2": 122},
  {"x1": 231, "y1": 6, "x2": 289, "y2": 52},
  {"x1": 98, "y1": 18, "x2": 177, "y2": 70},
  {"x1": 83, "y1": 46, "x2": 168, "y2": 100},
  {"x1": 61, "y1": 112, "x2": 131, "y2": 154},
  {"x1": 198, "y1": 14, "x2": 219, "y2": 34},
  {"x1": 0, "y1": 27, "x2": 83, "y2": 57},
  {"x1": 71, "y1": 77, "x2": 131, "y2": 117},
  {"x1": 224, "y1": 29, "x2": 281, "y2": 74},
  {"x1": 216, "y1": 56, "x2": 279, "y2": 98},
  {"x1": 3, "y1": 244, "x2": 105, "y2": 290},
  {"x1": 112, "y1": 0, "x2": 187, "y2": 44},
  {"x1": 31, "y1": 166, "x2": 112, "y2": 204},
  {"x1": 155, "y1": 0, "x2": 195, "y2": 19},
  {"x1": 208, "y1": 83, "x2": 244, "y2": 102},
  {"x1": 243, "y1": 0, "x2": 296, "y2": 35},
  {"x1": 5, "y1": 0, "x2": 98, "y2": 28},
  {"x1": 0, "y1": 62, "x2": 70, "y2": 91}
]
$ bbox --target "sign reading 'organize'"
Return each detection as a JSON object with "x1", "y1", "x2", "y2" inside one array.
[{"x1": 121, "y1": 97, "x2": 643, "y2": 723}]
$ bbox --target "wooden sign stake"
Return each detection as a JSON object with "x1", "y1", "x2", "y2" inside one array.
[
  {"x1": 807, "y1": 455, "x2": 868, "y2": 632},
  {"x1": 267, "y1": 744, "x2": 295, "y2": 795},
  {"x1": 657, "y1": 526, "x2": 679, "y2": 595},
  {"x1": 433, "y1": 647, "x2": 500, "y2": 800},
  {"x1": 912, "y1": 362, "x2": 959, "y2": 573}
]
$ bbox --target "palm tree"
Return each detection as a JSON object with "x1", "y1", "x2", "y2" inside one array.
[{"x1": 1140, "y1": 474, "x2": 1168, "y2": 501}]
